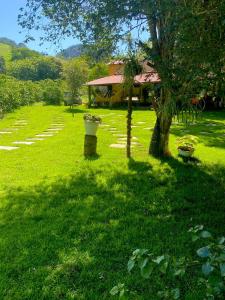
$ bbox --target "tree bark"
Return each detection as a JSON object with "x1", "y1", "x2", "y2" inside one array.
[
  {"x1": 149, "y1": 113, "x2": 172, "y2": 157},
  {"x1": 127, "y1": 86, "x2": 132, "y2": 158}
]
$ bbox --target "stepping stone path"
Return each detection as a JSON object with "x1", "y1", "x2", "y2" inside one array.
[
  {"x1": 36, "y1": 134, "x2": 54, "y2": 137},
  {"x1": 110, "y1": 144, "x2": 126, "y2": 149},
  {"x1": 13, "y1": 141, "x2": 34, "y2": 145},
  {"x1": 0, "y1": 131, "x2": 13, "y2": 134},
  {"x1": 118, "y1": 137, "x2": 138, "y2": 141},
  {"x1": 0, "y1": 146, "x2": 19, "y2": 151},
  {"x1": 47, "y1": 128, "x2": 63, "y2": 131},
  {"x1": 113, "y1": 134, "x2": 127, "y2": 137},
  {"x1": 27, "y1": 138, "x2": 45, "y2": 141}
]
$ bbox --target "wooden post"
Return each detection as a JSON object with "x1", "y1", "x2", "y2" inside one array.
[
  {"x1": 84, "y1": 135, "x2": 97, "y2": 156},
  {"x1": 88, "y1": 86, "x2": 92, "y2": 107}
]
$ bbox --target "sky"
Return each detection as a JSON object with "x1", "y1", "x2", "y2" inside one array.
[
  {"x1": 0, "y1": 0, "x2": 149, "y2": 56},
  {"x1": 0, "y1": 0, "x2": 81, "y2": 55}
]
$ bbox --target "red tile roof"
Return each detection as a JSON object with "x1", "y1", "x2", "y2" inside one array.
[
  {"x1": 86, "y1": 72, "x2": 160, "y2": 86},
  {"x1": 87, "y1": 75, "x2": 124, "y2": 86}
]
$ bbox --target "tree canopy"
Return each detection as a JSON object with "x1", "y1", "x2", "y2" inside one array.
[{"x1": 8, "y1": 56, "x2": 63, "y2": 81}]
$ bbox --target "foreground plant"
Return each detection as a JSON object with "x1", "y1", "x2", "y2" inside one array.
[{"x1": 110, "y1": 226, "x2": 225, "y2": 299}]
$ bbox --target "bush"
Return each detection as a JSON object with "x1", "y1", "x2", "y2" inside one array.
[
  {"x1": 0, "y1": 75, "x2": 64, "y2": 113},
  {"x1": 7, "y1": 56, "x2": 63, "y2": 81},
  {"x1": 39, "y1": 79, "x2": 64, "y2": 105},
  {"x1": 0, "y1": 75, "x2": 41, "y2": 112}
]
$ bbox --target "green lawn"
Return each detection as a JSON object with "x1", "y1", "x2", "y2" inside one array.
[{"x1": 0, "y1": 104, "x2": 225, "y2": 299}]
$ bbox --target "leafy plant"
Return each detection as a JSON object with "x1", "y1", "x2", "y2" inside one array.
[
  {"x1": 176, "y1": 135, "x2": 199, "y2": 152},
  {"x1": 111, "y1": 226, "x2": 225, "y2": 299},
  {"x1": 83, "y1": 113, "x2": 102, "y2": 123}
]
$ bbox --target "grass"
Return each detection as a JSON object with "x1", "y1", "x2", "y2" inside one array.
[
  {"x1": 0, "y1": 43, "x2": 12, "y2": 62},
  {"x1": 0, "y1": 104, "x2": 225, "y2": 299}
]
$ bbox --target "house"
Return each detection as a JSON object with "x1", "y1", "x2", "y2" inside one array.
[{"x1": 86, "y1": 60, "x2": 161, "y2": 106}]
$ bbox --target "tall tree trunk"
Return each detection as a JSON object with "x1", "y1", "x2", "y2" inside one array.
[
  {"x1": 127, "y1": 86, "x2": 132, "y2": 158},
  {"x1": 149, "y1": 88, "x2": 172, "y2": 157},
  {"x1": 149, "y1": 113, "x2": 172, "y2": 157}
]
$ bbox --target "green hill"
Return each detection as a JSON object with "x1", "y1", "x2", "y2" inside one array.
[{"x1": 0, "y1": 43, "x2": 12, "y2": 62}]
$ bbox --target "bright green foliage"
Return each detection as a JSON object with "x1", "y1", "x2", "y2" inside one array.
[
  {"x1": 63, "y1": 57, "x2": 89, "y2": 100},
  {"x1": 0, "y1": 75, "x2": 41, "y2": 112},
  {"x1": 0, "y1": 75, "x2": 64, "y2": 112},
  {"x1": 7, "y1": 56, "x2": 63, "y2": 81},
  {"x1": 11, "y1": 47, "x2": 41, "y2": 61},
  {"x1": 39, "y1": 79, "x2": 64, "y2": 105},
  {"x1": 0, "y1": 56, "x2": 6, "y2": 74},
  {"x1": 88, "y1": 62, "x2": 108, "y2": 81},
  {"x1": 0, "y1": 43, "x2": 12, "y2": 62}
]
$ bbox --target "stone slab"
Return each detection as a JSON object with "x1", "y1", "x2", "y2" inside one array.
[
  {"x1": 27, "y1": 138, "x2": 45, "y2": 141},
  {"x1": 0, "y1": 146, "x2": 19, "y2": 151},
  {"x1": 47, "y1": 128, "x2": 63, "y2": 131},
  {"x1": 13, "y1": 141, "x2": 34, "y2": 145},
  {"x1": 36, "y1": 134, "x2": 54, "y2": 137},
  {"x1": 110, "y1": 144, "x2": 126, "y2": 149},
  {"x1": 0, "y1": 131, "x2": 13, "y2": 134},
  {"x1": 113, "y1": 134, "x2": 127, "y2": 137}
]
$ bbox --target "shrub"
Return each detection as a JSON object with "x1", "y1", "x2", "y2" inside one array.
[
  {"x1": 39, "y1": 79, "x2": 64, "y2": 105},
  {"x1": 111, "y1": 226, "x2": 225, "y2": 299}
]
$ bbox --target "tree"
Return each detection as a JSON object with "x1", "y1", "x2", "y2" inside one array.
[
  {"x1": 0, "y1": 56, "x2": 6, "y2": 74},
  {"x1": 123, "y1": 37, "x2": 142, "y2": 158},
  {"x1": 88, "y1": 63, "x2": 109, "y2": 81},
  {"x1": 19, "y1": 0, "x2": 225, "y2": 157},
  {"x1": 8, "y1": 57, "x2": 62, "y2": 81},
  {"x1": 11, "y1": 47, "x2": 41, "y2": 61},
  {"x1": 63, "y1": 58, "x2": 89, "y2": 101}
]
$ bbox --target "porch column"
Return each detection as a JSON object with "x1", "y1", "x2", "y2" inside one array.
[{"x1": 88, "y1": 85, "x2": 92, "y2": 107}]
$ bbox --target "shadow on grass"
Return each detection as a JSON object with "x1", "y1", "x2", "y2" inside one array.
[
  {"x1": 171, "y1": 115, "x2": 225, "y2": 149},
  {"x1": 0, "y1": 159, "x2": 225, "y2": 299},
  {"x1": 84, "y1": 154, "x2": 101, "y2": 161},
  {"x1": 64, "y1": 106, "x2": 86, "y2": 115}
]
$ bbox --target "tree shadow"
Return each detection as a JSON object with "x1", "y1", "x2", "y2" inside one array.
[
  {"x1": 63, "y1": 106, "x2": 86, "y2": 115},
  {"x1": 170, "y1": 118, "x2": 225, "y2": 149},
  {"x1": 0, "y1": 159, "x2": 225, "y2": 299}
]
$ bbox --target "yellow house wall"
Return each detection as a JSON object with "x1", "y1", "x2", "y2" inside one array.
[
  {"x1": 94, "y1": 84, "x2": 143, "y2": 104},
  {"x1": 108, "y1": 64, "x2": 124, "y2": 75}
]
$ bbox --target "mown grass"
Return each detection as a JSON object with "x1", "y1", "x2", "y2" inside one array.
[{"x1": 0, "y1": 104, "x2": 225, "y2": 299}]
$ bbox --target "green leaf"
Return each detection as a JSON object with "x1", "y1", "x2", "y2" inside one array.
[
  {"x1": 119, "y1": 289, "x2": 125, "y2": 298},
  {"x1": 174, "y1": 268, "x2": 185, "y2": 277},
  {"x1": 192, "y1": 234, "x2": 199, "y2": 242},
  {"x1": 110, "y1": 286, "x2": 119, "y2": 295},
  {"x1": 218, "y1": 237, "x2": 225, "y2": 245},
  {"x1": 220, "y1": 263, "x2": 225, "y2": 277},
  {"x1": 159, "y1": 261, "x2": 169, "y2": 274},
  {"x1": 138, "y1": 257, "x2": 149, "y2": 270},
  {"x1": 202, "y1": 262, "x2": 214, "y2": 276},
  {"x1": 171, "y1": 288, "x2": 180, "y2": 299},
  {"x1": 141, "y1": 264, "x2": 154, "y2": 279},
  {"x1": 152, "y1": 255, "x2": 165, "y2": 264},
  {"x1": 200, "y1": 231, "x2": 212, "y2": 239},
  {"x1": 197, "y1": 247, "x2": 211, "y2": 258},
  {"x1": 127, "y1": 259, "x2": 135, "y2": 272}
]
